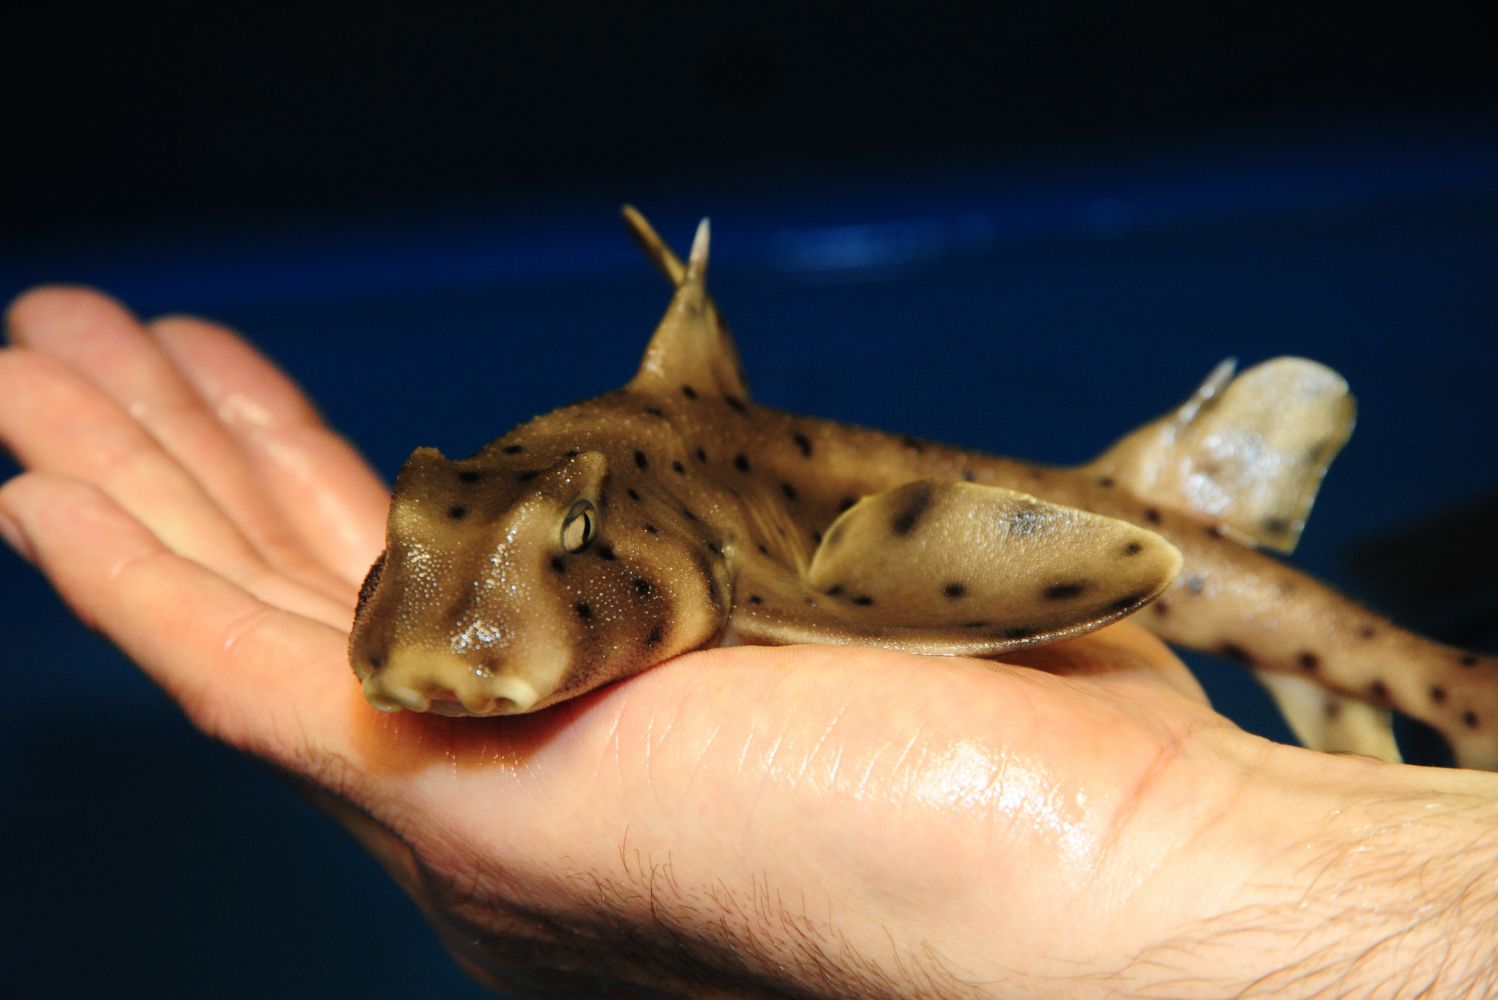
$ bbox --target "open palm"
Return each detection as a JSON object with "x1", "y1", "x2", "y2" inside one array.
[{"x1": 6, "y1": 287, "x2": 1488, "y2": 999}]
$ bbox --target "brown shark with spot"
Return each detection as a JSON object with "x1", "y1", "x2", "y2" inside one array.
[{"x1": 349, "y1": 208, "x2": 1497, "y2": 769}]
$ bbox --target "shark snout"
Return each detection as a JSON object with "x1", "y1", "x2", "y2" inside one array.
[{"x1": 354, "y1": 646, "x2": 547, "y2": 716}]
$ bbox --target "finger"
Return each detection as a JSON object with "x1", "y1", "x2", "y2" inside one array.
[
  {"x1": 0, "y1": 471, "x2": 358, "y2": 765},
  {"x1": 6, "y1": 287, "x2": 351, "y2": 599},
  {"x1": 0, "y1": 350, "x2": 350, "y2": 628},
  {"x1": 149, "y1": 312, "x2": 390, "y2": 586}
]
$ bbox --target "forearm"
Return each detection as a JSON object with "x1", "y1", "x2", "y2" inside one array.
[{"x1": 1107, "y1": 738, "x2": 1498, "y2": 999}]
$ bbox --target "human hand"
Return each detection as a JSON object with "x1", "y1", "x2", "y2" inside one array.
[{"x1": 3, "y1": 287, "x2": 1496, "y2": 999}]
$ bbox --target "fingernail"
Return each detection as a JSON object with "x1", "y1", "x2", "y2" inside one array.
[{"x1": 0, "y1": 508, "x2": 34, "y2": 564}]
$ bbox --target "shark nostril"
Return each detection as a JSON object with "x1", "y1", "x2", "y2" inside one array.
[
  {"x1": 490, "y1": 676, "x2": 540, "y2": 713},
  {"x1": 361, "y1": 674, "x2": 430, "y2": 713}
]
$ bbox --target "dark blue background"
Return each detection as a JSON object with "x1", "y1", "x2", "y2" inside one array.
[{"x1": 3, "y1": 6, "x2": 1497, "y2": 998}]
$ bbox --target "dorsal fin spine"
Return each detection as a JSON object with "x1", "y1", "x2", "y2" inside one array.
[
  {"x1": 620, "y1": 204, "x2": 686, "y2": 285},
  {"x1": 686, "y1": 218, "x2": 711, "y2": 283}
]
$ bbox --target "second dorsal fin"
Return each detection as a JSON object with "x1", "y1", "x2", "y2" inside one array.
[{"x1": 1088, "y1": 357, "x2": 1356, "y2": 553}]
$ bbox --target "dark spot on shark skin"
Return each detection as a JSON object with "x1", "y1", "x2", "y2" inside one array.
[
  {"x1": 1152, "y1": 600, "x2": 1169, "y2": 617},
  {"x1": 781, "y1": 482, "x2": 798, "y2": 502},
  {"x1": 1106, "y1": 591, "x2": 1152, "y2": 615},
  {"x1": 643, "y1": 523, "x2": 659, "y2": 535},
  {"x1": 457, "y1": 469, "x2": 482, "y2": 483},
  {"x1": 756, "y1": 543, "x2": 769, "y2": 555},
  {"x1": 516, "y1": 470, "x2": 541, "y2": 483},
  {"x1": 943, "y1": 582, "x2": 967, "y2": 599},
  {"x1": 1123, "y1": 542, "x2": 1142, "y2": 556},
  {"x1": 900, "y1": 435, "x2": 925, "y2": 453},
  {"x1": 564, "y1": 449, "x2": 581, "y2": 458},
  {"x1": 644, "y1": 407, "x2": 665, "y2": 418},
  {"x1": 696, "y1": 447, "x2": 708, "y2": 463},
  {"x1": 1262, "y1": 516, "x2": 1291, "y2": 538},
  {"x1": 1298, "y1": 651, "x2": 1320, "y2": 671},
  {"x1": 962, "y1": 620, "x2": 989, "y2": 629},
  {"x1": 646, "y1": 623, "x2": 664, "y2": 647},
  {"x1": 1460, "y1": 654, "x2": 1480, "y2": 668},
  {"x1": 794, "y1": 432, "x2": 813, "y2": 458},
  {"x1": 1043, "y1": 582, "x2": 1086, "y2": 601},
  {"x1": 634, "y1": 450, "x2": 649, "y2": 471},
  {"x1": 734, "y1": 453, "x2": 751, "y2": 473},
  {"x1": 707, "y1": 540, "x2": 724, "y2": 556},
  {"x1": 1144, "y1": 508, "x2": 1162, "y2": 525},
  {"x1": 575, "y1": 601, "x2": 594, "y2": 623},
  {"x1": 810, "y1": 529, "x2": 823, "y2": 544},
  {"x1": 627, "y1": 488, "x2": 641, "y2": 503},
  {"x1": 1465, "y1": 710, "x2": 1480, "y2": 729},
  {"x1": 681, "y1": 384, "x2": 698, "y2": 400},
  {"x1": 1324, "y1": 701, "x2": 1341, "y2": 720},
  {"x1": 447, "y1": 505, "x2": 468, "y2": 520},
  {"x1": 354, "y1": 551, "x2": 385, "y2": 620},
  {"x1": 1097, "y1": 475, "x2": 1116, "y2": 488},
  {"x1": 1002, "y1": 626, "x2": 1038, "y2": 639},
  {"x1": 1220, "y1": 642, "x2": 1254, "y2": 665},
  {"x1": 502, "y1": 444, "x2": 524, "y2": 454},
  {"x1": 550, "y1": 556, "x2": 566, "y2": 574},
  {"x1": 825, "y1": 584, "x2": 845, "y2": 597},
  {"x1": 1007, "y1": 502, "x2": 1046, "y2": 536},
  {"x1": 838, "y1": 496, "x2": 857, "y2": 513},
  {"x1": 682, "y1": 507, "x2": 699, "y2": 522},
  {"x1": 694, "y1": 551, "x2": 723, "y2": 612},
  {"x1": 1431, "y1": 685, "x2": 1448, "y2": 704},
  {"x1": 1369, "y1": 680, "x2": 1389, "y2": 702},
  {"x1": 852, "y1": 595, "x2": 874, "y2": 606},
  {"x1": 367, "y1": 652, "x2": 385, "y2": 669},
  {"x1": 672, "y1": 460, "x2": 686, "y2": 475},
  {"x1": 892, "y1": 484, "x2": 933, "y2": 536},
  {"x1": 596, "y1": 543, "x2": 617, "y2": 561},
  {"x1": 632, "y1": 578, "x2": 652, "y2": 597},
  {"x1": 1206, "y1": 523, "x2": 1227, "y2": 538},
  {"x1": 961, "y1": 469, "x2": 976, "y2": 482},
  {"x1": 725, "y1": 395, "x2": 748, "y2": 414},
  {"x1": 1359, "y1": 624, "x2": 1377, "y2": 639},
  {"x1": 748, "y1": 594, "x2": 763, "y2": 605}
]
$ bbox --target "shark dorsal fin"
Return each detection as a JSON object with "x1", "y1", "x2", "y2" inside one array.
[
  {"x1": 623, "y1": 207, "x2": 750, "y2": 401},
  {"x1": 1091, "y1": 357, "x2": 1355, "y2": 553}
]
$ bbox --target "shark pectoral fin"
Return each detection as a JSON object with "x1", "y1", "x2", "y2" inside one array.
[
  {"x1": 1094, "y1": 357, "x2": 1356, "y2": 553},
  {"x1": 624, "y1": 210, "x2": 751, "y2": 401},
  {"x1": 730, "y1": 481, "x2": 1181, "y2": 653},
  {"x1": 1257, "y1": 670, "x2": 1402, "y2": 763}
]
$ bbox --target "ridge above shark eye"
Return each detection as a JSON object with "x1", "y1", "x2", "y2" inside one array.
[{"x1": 562, "y1": 500, "x2": 596, "y2": 553}]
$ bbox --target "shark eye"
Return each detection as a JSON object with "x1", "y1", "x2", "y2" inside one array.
[{"x1": 561, "y1": 500, "x2": 596, "y2": 553}]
